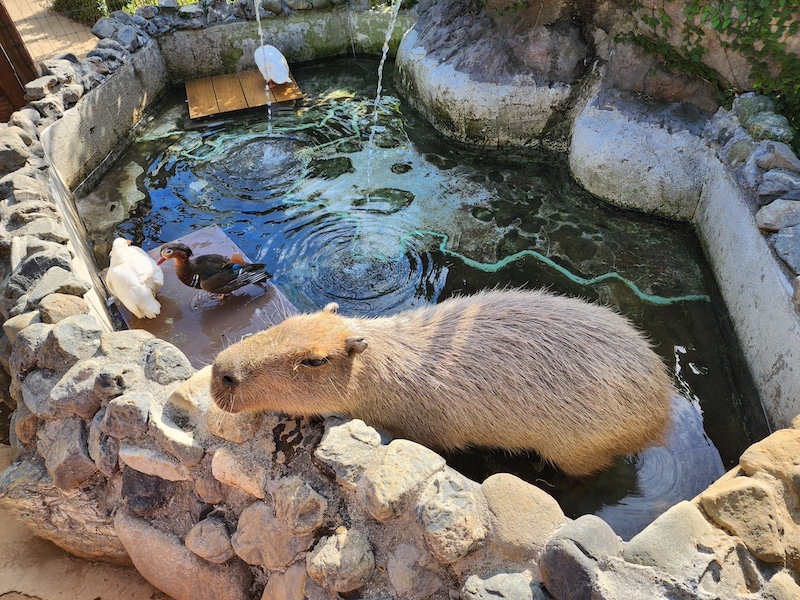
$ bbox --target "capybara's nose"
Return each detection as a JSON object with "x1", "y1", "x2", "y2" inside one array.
[{"x1": 218, "y1": 371, "x2": 240, "y2": 388}]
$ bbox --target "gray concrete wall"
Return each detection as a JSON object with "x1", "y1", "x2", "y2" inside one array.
[
  {"x1": 157, "y1": 9, "x2": 417, "y2": 81},
  {"x1": 694, "y1": 159, "x2": 800, "y2": 429},
  {"x1": 43, "y1": 41, "x2": 170, "y2": 190}
]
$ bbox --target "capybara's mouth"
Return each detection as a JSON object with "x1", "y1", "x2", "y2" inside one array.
[{"x1": 210, "y1": 381, "x2": 244, "y2": 413}]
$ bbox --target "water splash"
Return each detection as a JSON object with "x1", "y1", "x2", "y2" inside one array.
[{"x1": 365, "y1": 0, "x2": 405, "y2": 199}]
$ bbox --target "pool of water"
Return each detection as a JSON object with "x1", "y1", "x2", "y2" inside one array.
[{"x1": 80, "y1": 56, "x2": 770, "y2": 539}]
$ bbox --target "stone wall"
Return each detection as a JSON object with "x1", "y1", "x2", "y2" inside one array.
[{"x1": 2, "y1": 1, "x2": 800, "y2": 599}]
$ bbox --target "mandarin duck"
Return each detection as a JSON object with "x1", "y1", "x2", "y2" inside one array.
[
  {"x1": 157, "y1": 242, "x2": 271, "y2": 297},
  {"x1": 106, "y1": 237, "x2": 164, "y2": 319},
  {"x1": 254, "y1": 44, "x2": 291, "y2": 91}
]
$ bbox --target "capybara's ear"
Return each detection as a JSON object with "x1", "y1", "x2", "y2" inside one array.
[
  {"x1": 345, "y1": 336, "x2": 368, "y2": 355},
  {"x1": 323, "y1": 302, "x2": 339, "y2": 314}
]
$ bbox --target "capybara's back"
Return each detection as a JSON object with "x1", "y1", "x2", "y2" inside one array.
[{"x1": 211, "y1": 289, "x2": 673, "y2": 477}]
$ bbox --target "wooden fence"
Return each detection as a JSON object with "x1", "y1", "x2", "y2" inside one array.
[{"x1": 0, "y1": 0, "x2": 38, "y2": 121}]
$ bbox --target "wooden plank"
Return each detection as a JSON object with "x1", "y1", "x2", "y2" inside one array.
[
  {"x1": 272, "y1": 75, "x2": 303, "y2": 103},
  {"x1": 185, "y1": 77, "x2": 218, "y2": 119},
  {"x1": 239, "y1": 70, "x2": 275, "y2": 108},
  {"x1": 211, "y1": 74, "x2": 248, "y2": 113}
]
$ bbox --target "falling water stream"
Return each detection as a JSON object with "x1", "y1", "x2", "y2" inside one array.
[{"x1": 80, "y1": 56, "x2": 770, "y2": 539}]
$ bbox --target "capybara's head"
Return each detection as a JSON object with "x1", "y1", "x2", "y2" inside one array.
[{"x1": 211, "y1": 303, "x2": 367, "y2": 415}]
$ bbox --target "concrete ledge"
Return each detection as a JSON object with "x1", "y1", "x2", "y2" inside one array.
[
  {"x1": 695, "y1": 159, "x2": 800, "y2": 428},
  {"x1": 157, "y1": 8, "x2": 417, "y2": 81}
]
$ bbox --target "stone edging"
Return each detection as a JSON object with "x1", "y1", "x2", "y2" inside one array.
[{"x1": 1, "y1": 2, "x2": 800, "y2": 599}]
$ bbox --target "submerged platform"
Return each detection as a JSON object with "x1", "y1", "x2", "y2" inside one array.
[
  {"x1": 185, "y1": 70, "x2": 303, "y2": 119},
  {"x1": 107, "y1": 225, "x2": 297, "y2": 368}
]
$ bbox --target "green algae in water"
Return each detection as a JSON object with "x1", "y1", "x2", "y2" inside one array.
[{"x1": 90, "y1": 56, "x2": 769, "y2": 539}]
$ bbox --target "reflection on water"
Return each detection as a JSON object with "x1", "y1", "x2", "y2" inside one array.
[{"x1": 82, "y1": 56, "x2": 769, "y2": 539}]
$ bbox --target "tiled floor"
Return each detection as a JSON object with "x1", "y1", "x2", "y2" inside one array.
[{"x1": 5, "y1": 0, "x2": 96, "y2": 64}]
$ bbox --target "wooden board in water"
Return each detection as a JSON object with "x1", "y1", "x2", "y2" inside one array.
[
  {"x1": 104, "y1": 225, "x2": 298, "y2": 368},
  {"x1": 186, "y1": 70, "x2": 304, "y2": 119}
]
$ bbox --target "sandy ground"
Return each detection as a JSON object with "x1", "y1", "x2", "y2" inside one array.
[{"x1": 0, "y1": 445, "x2": 167, "y2": 600}]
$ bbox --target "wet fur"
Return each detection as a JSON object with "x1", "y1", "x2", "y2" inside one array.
[{"x1": 211, "y1": 289, "x2": 672, "y2": 477}]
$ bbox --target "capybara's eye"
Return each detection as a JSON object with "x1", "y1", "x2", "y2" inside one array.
[{"x1": 301, "y1": 357, "x2": 329, "y2": 367}]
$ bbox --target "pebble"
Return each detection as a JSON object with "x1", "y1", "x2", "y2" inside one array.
[
  {"x1": 118, "y1": 443, "x2": 190, "y2": 481},
  {"x1": 698, "y1": 476, "x2": 784, "y2": 563},
  {"x1": 417, "y1": 470, "x2": 488, "y2": 563},
  {"x1": 357, "y1": 438, "x2": 445, "y2": 521},
  {"x1": 185, "y1": 517, "x2": 235, "y2": 563},
  {"x1": 482, "y1": 473, "x2": 567, "y2": 562},
  {"x1": 211, "y1": 446, "x2": 267, "y2": 499},
  {"x1": 314, "y1": 417, "x2": 383, "y2": 489},
  {"x1": 306, "y1": 526, "x2": 375, "y2": 593},
  {"x1": 231, "y1": 501, "x2": 313, "y2": 568},
  {"x1": 273, "y1": 475, "x2": 328, "y2": 536}
]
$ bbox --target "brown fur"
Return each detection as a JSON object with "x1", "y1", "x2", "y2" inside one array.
[{"x1": 211, "y1": 289, "x2": 672, "y2": 477}]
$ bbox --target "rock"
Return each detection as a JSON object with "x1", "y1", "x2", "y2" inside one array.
[
  {"x1": 285, "y1": 0, "x2": 312, "y2": 9},
  {"x1": 29, "y1": 95, "x2": 65, "y2": 120},
  {"x1": 205, "y1": 400, "x2": 261, "y2": 443},
  {"x1": 592, "y1": 555, "x2": 696, "y2": 599},
  {"x1": 143, "y1": 339, "x2": 194, "y2": 384},
  {"x1": 27, "y1": 267, "x2": 91, "y2": 307},
  {"x1": 178, "y1": 4, "x2": 205, "y2": 17},
  {"x1": 795, "y1": 277, "x2": 800, "y2": 311},
  {"x1": 12, "y1": 396, "x2": 38, "y2": 444},
  {"x1": 232, "y1": 501, "x2": 313, "y2": 568},
  {"x1": 37, "y1": 417, "x2": 97, "y2": 490},
  {"x1": 747, "y1": 113, "x2": 796, "y2": 143},
  {"x1": 115, "y1": 509, "x2": 252, "y2": 600},
  {"x1": 569, "y1": 96, "x2": 708, "y2": 219},
  {"x1": 101, "y1": 391, "x2": 152, "y2": 438},
  {"x1": 0, "y1": 131, "x2": 31, "y2": 173},
  {"x1": 757, "y1": 169, "x2": 800, "y2": 201},
  {"x1": 756, "y1": 199, "x2": 800, "y2": 231},
  {"x1": 195, "y1": 461, "x2": 227, "y2": 504},
  {"x1": 357, "y1": 439, "x2": 445, "y2": 522},
  {"x1": 764, "y1": 571, "x2": 800, "y2": 600},
  {"x1": 24, "y1": 75, "x2": 59, "y2": 101},
  {"x1": 121, "y1": 465, "x2": 176, "y2": 516},
  {"x1": 99, "y1": 329, "x2": 155, "y2": 362},
  {"x1": 624, "y1": 500, "x2": 711, "y2": 577},
  {"x1": 732, "y1": 93, "x2": 775, "y2": 127},
  {"x1": 38, "y1": 293, "x2": 90, "y2": 323},
  {"x1": 775, "y1": 225, "x2": 800, "y2": 274},
  {"x1": 698, "y1": 476, "x2": 784, "y2": 562},
  {"x1": 739, "y1": 428, "x2": 800, "y2": 481},
  {"x1": 306, "y1": 526, "x2": 375, "y2": 593},
  {"x1": 387, "y1": 543, "x2": 444, "y2": 600},
  {"x1": 482, "y1": 473, "x2": 567, "y2": 562},
  {"x1": 0, "y1": 171, "x2": 49, "y2": 204},
  {"x1": 39, "y1": 58, "x2": 79, "y2": 85},
  {"x1": 260, "y1": 561, "x2": 308, "y2": 600},
  {"x1": 169, "y1": 365, "x2": 211, "y2": 414},
  {"x1": 137, "y1": 5, "x2": 160, "y2": 19},
  {"x1": 273, "y1": 475, "x2": 328, "y2": 536},
  {"x1": 314, "y1": 417, "x2": 383, "y2": 489},
  {"x1": 21, "y1": 368, "x2": 60, "y2": 419},
  {"x1": 3, "y1": 310, "x2": 41, "y2": 344},
  {"x1": 118, "y1": 443, "x2": 190, "y2": 482},
  {"x1": 753, "y1": 141, "x2": 800, "y2": 173},
  {"x1": 149, "y1": 407, "x2": 204, "y2": 466},
  {"x1": 463, "y1": 572, "x2": 548, "y2": 600},
  {"x1": 114, "y1": 25, "x2": 142, "y2": 53},
  {"x1": 10, "y1": 322, "x2": 51, "y2": 375},
  {"x1": 417, "y1": 470, "x2": 488, "y2": 563},
  {"x1": 88, "y1": 407, "x2": 119, "y2": 477},
  {"x1": 540, "y1": 514, "x2": 622, "y2": 600},
  {"x1": 211, "y1": 447, "x2": 267, "y2": 499},
  {"x1": 93, "y1": 363, "x2": 144, "y2": 401},
  {"x1": 48, "y1": 359, "x2": 103, "y2": 419},
  {"x1": 60, "y1": 82, "x2": 84, "y2": 107},
  {"x1": 37, "y1": 314, "x2": 101, "y2": 371},
  {"x1": 185, "y1": 518, "x2": 235, "y2": 563}
]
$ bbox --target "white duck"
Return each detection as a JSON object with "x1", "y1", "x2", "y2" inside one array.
[
  {"x1": 106, "y1": 237, "x2": 164, "y2": 319},
  {"x1": 254, "y1": 44, "x2": 291, "y2": 91}
]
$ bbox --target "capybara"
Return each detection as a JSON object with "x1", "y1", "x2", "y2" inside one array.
[{"x1": 210, "y1": 289, "x2": 672, "y2": 477}]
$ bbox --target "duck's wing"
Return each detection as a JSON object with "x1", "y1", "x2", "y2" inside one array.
[
  {"x1": 123, "y1": 245, "x2": 164, "y2": 291},
  {"x1": 201, "y1": 263, "x2": 272, "y2": 295},
  {"x1": 254, "y1": 45, "x2": 291, "y2": 84}
]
